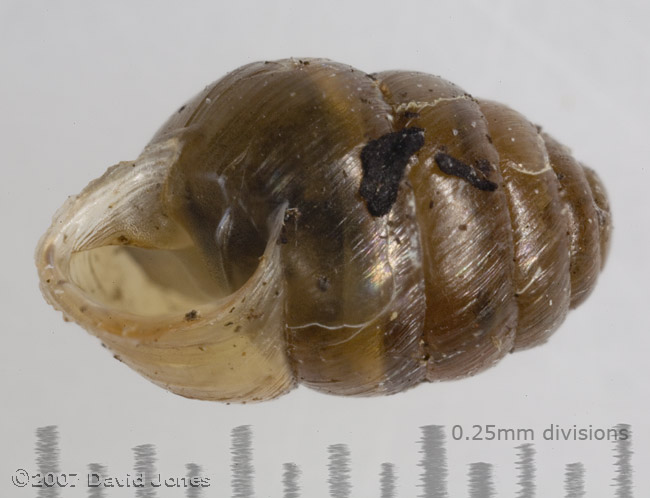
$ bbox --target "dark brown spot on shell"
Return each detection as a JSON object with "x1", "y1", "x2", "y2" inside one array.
[
  {"x1": 359, "y1": 127, "x2": 425, "y2": 217},
  {"x1": 434, "y1": 152, "x2": 498, "y2": 191}
]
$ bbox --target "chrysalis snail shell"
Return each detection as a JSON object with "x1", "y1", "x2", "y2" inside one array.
[{"x1": 35, "y1": 58, "x2": 612, "y2": 402}]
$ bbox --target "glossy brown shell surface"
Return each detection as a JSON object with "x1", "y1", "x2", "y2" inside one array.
[{"x1": 35, "y1": 58, "x2": 611, "y2": 402}]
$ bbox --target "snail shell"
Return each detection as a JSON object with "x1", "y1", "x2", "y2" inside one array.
[{"x1": 35, "y1": 58, "x2": 611, "y2": 402}]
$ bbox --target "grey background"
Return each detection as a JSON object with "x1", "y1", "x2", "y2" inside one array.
[{"x1": 1, "y1": 1, "x2": 648, "y2": 496}]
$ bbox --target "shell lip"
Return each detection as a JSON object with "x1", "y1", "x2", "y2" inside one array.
[
  {"x1": 33, "y1": 137, "x2": 284, "y2": 345},
  {"x1": 35, "y1": 202, "x2": 288, "y2": 346}
]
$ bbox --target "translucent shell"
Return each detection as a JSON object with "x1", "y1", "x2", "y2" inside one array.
[{"x1": 35, "y1": 59, "x2": 611, "y2": 402}]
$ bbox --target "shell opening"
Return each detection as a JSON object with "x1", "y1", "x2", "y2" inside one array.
[
  {"x1": 67, "y1": 244, "x2": 224, "y2": 317},
  {"x1": 35, "y1": 148, "x2": 295, "y2": 400},
  {"x1": 34, "y1": 138, "x2": 228, "y2": 336}
]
